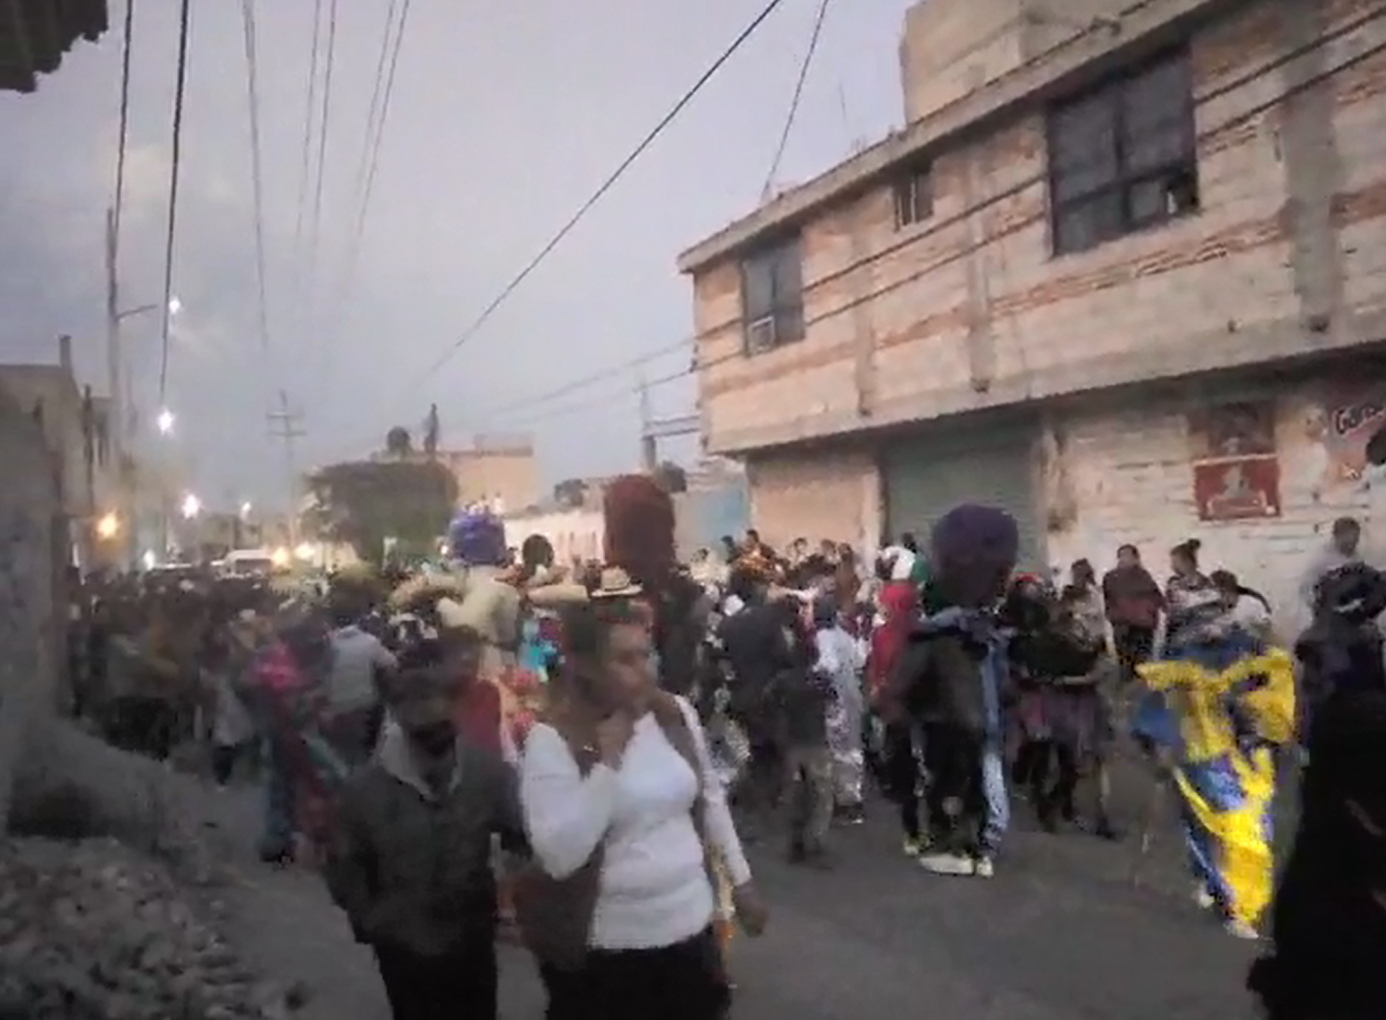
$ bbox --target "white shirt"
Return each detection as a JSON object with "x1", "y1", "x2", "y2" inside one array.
[
  {"x1": 1231, "y1": 594, "x2": 1272, "y2": 636},
  {"x1": 883, "y1": 546, "x2": 916, "y2": 581},
  {"x1": 519, "y1": 697, "x2": 751, "y2": 951},
  {"x1": 326, "y1": 626, "x2": 395, "y2": 713}
]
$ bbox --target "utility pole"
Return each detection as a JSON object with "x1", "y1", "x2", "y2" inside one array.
[
  {"x1": 266, "y1": 390, "x2": 305, "y2": 545},
  {"x1": 638, "y1": 374, "x2": 658, "y2": 474},
  {"x1": 104, "y1": 207, "x2": 130, "y2": 567}
]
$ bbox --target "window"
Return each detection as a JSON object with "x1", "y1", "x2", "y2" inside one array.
[
  {"x1": 740, "y1": 235, "x2": 804, "y2": 354},
  {"x1": 1047, "y1": 49, "x2": 1199, "y2": 255},
  {"x1": 893, "y1": 163, "x2": 933, "y2": 228}
]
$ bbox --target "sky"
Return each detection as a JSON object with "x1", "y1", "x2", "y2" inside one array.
[{"x1": 0, "y1": 0, "x2": 914, "y2": 513}]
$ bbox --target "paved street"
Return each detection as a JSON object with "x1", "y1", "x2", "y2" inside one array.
[{"x1": 203, "y1": 774, "x2": 1264, "y2": 1020}]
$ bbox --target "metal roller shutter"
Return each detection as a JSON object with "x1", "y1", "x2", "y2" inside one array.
[{"x1": 882, "y1": 421, "x2": 1044, "y2": 571}]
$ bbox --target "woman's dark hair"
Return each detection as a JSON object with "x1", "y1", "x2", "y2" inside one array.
[
  {"x1": 1210, "y1": 569, "x2": 1272, "y2": 613},
  {"x1": 558, "y1": 598, "x2": 646, "y2": 667},
  {"x1": 1071, "y1": 558, "x2": 1095, "y2": 584},
  {"x1": 1171, "y1": 538, "x2": 1201, "y2": 567},
  {"x1": 396, "y1": 636, "x2": 446, "y2": 672},
  {"x1": 1117, "y1": 543, "x2": 1140, "y2": 559},
  {"x1": 519, "y1": 534, "x2": 555, "y2": 582}
]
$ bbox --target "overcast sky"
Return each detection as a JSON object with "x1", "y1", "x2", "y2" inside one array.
[{"x1": 1, "y1": 0, "x2": 912, "y2": 511}]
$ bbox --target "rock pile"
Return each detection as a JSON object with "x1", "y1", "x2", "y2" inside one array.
[{"x1": 0, "y1": 838, "x2": 293, "y2": 1020}]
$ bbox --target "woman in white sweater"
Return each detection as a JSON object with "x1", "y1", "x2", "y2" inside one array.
[{"x1": 520, "y1": 598, "x2": 766, "y2": 1020}]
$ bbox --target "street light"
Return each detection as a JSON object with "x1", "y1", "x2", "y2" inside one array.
[
  {"x1": 95, "y1": 512, "x2": 119, "y2": 540},
  {"x1": 240, "y1": 501, "x2": 252, "y2": 519},
  {"x1": 156, "y1": 408, "x2": 176, "y2": 435},
  {"x1": 180, "y1": 493, "x2": 201, "y2": 519}
]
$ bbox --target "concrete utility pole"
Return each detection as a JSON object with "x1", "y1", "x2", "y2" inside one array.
[
  {"x1": 638, "y1": 375, "x2": 657, "y2": 473},
  {"x1": 266, "y1": 390, "x2": 305, "y2": 544}
]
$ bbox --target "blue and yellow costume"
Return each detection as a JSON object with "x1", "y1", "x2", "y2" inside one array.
[{"x1": 1132, "y1": 626, "x2": 1295, "y2": 929}]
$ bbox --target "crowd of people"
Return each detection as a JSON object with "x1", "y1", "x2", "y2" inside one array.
[{"x1": 59, "y1": 487, "x2": 1386, "y2": 1020}]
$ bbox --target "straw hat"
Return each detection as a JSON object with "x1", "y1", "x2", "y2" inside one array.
[{"x1": 590, "y1": 566, "x2": 642, "y2": 599}]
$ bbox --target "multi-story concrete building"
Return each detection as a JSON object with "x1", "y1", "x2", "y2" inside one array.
[
  {"x1": 0, "y1": 336, "x2": 119, "y2": 568},
  {"x1": 678, "y1": 0, "x2": 1386, "y2": 622}
]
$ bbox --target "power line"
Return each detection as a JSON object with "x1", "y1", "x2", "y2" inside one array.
[
  {"x1": 493, "y1": 27, "x2": 1386, "y2": 433},
  {"x1": 467, "y1": 334, "x2": 693, "y2": 424},
  {"x1": 305, "y1": 0, "x2": 340, "y2": 311},
  {"x1": 112, "y1": 0, "x2": 136, "y2": 250},
  {"x1": 335, "y1": 0, "x2": 412, "y2": 328},
  {"x1": 410, "y1": 0, "x2": 794, "y2": 382},
  {"x1": 341, "y1": 6, "x2": 1386, "y2": 456},
  {"x1": 240, "y1": 0, "x2": 272, "y2": 358},
  {"x1": 292, "y1": 0, "x2": 324, "y2": 264},
  {"x1": 156, "y1": 0, "x2": 193, "y2": 403},
  {"x1": 761, "y1": 0, "x2": 832, "y2": 202}
]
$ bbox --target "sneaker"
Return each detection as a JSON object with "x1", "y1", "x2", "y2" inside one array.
[
  {"x1": 973, "y1": 855, "x2": 995, "y2": 879},
  {"x1": 918, "y1": 852, "x2": 975, "y2": 876},
  {"x1": 1194, "y1": 885, "x2": 1216, "y2": 910},
  {"x1": 1224, "y1": 919, "x2": 1259, "y2": 940},
  {"x1": 902, "y1": 837, "x2": 923, "y2": 857}
]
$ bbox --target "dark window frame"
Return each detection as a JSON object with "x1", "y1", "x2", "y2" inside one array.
[
  {"x1": 892, "y1": 162, "x2": 934, "y2": 228},
  {"x1": 739, "y1": 234, "x2": 805, "y2": 355},
  {"x1": 1046, "y1": 47, "x2": 1200, "y2": 256}
]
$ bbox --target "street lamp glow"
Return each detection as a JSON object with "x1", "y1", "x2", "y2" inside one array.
[
  {"x1": 156, "y1": 408, "x2": 175, "y2": 435},
  {"x1": 168, "y1": 296, "x2": 183, "y2": 316},
  {"x1": 240, "y1": 501, "x2": 252, "y2": 518},
  {"x1": 95, "y1": 512, "x2": 119, "y2": 540},
  {"x1": 180, "y1": 493, "x2": 201, "y2": 519}
]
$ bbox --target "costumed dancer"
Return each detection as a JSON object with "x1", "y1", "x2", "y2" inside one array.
[
  {"x1": 247, "y1": 603, "x2": 349, "y2": 865},
  {"x1": 813, "y1": 599, "x2": 867, "y2": 823},
  {"x1": 1131, "y1": 585, "x2": 1295, "y2": 939},
  {"x1": 602, "y1": 474, "x2": 709, "y2": 697},
  {"x1": 882, "y1": 504, "x2": 1018, "y2": 879},
  {"x1": 444, "y1": 508, "x2": 525, "y2": 737}
]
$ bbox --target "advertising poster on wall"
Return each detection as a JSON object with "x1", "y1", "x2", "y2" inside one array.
[
  {"x1": 1320, "y1": 380, "x2": 1386, "y2": 484},
  {"x1": 1187, "y1": 401, "x2": 1281, "y2": 521}
]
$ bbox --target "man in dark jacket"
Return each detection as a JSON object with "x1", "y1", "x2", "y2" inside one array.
[{"x1": 325, "y1": 647, "x2": 527, "y2": 1020}]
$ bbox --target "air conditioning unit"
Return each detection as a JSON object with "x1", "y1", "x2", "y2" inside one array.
[{"x1": 746, "y1": 316, "x2": 777, "y2": 354}]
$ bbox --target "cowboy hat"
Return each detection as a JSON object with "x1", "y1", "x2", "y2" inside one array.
[{"x1": 590, "y1": 566, "x2": 642, "y2": 599}]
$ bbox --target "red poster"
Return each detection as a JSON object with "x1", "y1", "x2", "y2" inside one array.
[{"x1": 1193, "y1": 456, "x2": 1281, "y2": 521}]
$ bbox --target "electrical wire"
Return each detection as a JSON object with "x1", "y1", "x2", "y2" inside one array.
[
  {"x1": 309, "y1": 0, "x2": 412, "y2": 403},
  {"x1": 240, "y1": 0, "x2": 272, "y2": 358},
  {"x1": 409, "y1": 0, "x2": 793, "y2": 382},
  {"x1": 305, "y1": 0, "x2": 340, "y2": 306},
  {"x1": 761, "y1": 0, "x2": 832, "y2": 202},
  {"x1": 292, "y1": 0, "x2": 324, "y2": 265},
  {"x1": 342, "y1": 4, "x2": 1386, "y2": 454},
  {"x1": 336, "y1": 0, "x2": 412, "y2": 323},
  {"x1": 156, "y1": 0, "x2": 193, "y2": 403},
  {"x1": 112, "y1": 0, "x2": 136, "y2": 249},
  {"x1": 467, "y1": 334, "x2": 693, "y2": 424}
]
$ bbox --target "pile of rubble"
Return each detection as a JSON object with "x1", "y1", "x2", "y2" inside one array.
[{"x1": 0, "y1": 838, "x2": 295, "y2": 1020}]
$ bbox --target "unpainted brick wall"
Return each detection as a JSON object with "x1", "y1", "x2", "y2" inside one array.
[{"x1": 0, "y1": 392, "x2": 63, "y2": 831}]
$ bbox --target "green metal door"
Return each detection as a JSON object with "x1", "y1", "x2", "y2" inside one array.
[{"x1": 881, "y1": 421, "x2": 1044, "y2": 571}]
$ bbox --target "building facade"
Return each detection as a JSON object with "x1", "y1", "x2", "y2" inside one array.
[
  {"x1": 434, "y1": 435, "x2": 542, "y2": 513},
  {"x1": 678, "y1": 0, "x2": 1386, "y2": 628},
  {"x1": 0, "y1": 337, "x2": 119, "y2": 568}
]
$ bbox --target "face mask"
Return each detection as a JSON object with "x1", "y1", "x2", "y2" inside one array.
[{"x1": 409, "y1": 721, "x2": 456, "y2": 756}]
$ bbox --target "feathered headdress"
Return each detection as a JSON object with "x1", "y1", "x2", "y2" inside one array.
[{"x1": 603, "y1": 474, "x2": 675, "y2": 580}]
